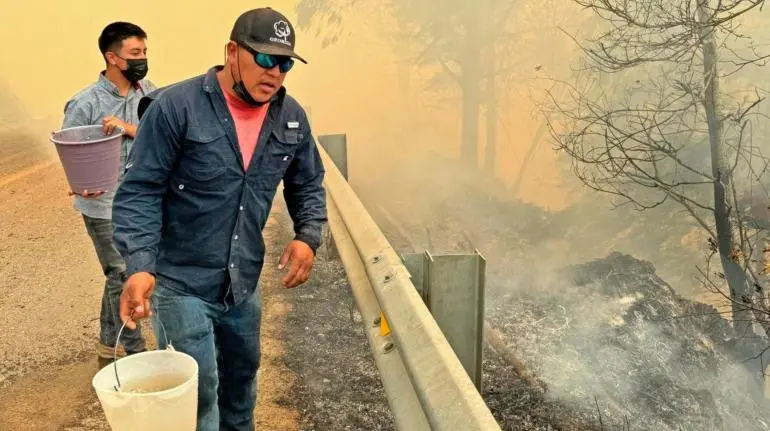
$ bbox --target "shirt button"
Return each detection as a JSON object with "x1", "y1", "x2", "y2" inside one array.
[
  {"x1": 239, "y1": 205, "x2": 244, "y2": 211},
  {"x1": 178, "y1": 184, "x2": 184, "y2": 190},
  {"x1": 223, "y1": 118, "x2": 229, "y2": 122},
  {"x1": 230, "y1": 263, "x2": 235, "y2": 268},
  {"x1": 234, "y1": 235, "x2": 239, "y2": 240}
]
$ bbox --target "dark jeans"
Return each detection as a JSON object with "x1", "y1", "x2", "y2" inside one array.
[
  {"x1": 82, "y1": 215, "x2": 145, "y2": 353},
  {"x1": 152, "y1": 278, "x2": 262, "y2": 431}
]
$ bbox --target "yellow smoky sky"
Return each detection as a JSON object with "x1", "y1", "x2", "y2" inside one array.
[{"x1": 0, "y1": 0, "x2": 576, "y2": 210}]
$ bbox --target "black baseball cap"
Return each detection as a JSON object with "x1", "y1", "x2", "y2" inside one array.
[{"x1": 230, "y1": 7, "x2": 307, "y2": 64}]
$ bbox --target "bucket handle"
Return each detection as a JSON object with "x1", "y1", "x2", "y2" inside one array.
[{"x1": 112, "y1": 312, "x2": 172, "y2": 392}]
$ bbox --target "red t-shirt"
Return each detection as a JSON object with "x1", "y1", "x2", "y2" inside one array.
[{"x1": 220, "y1": 85, "x2": 269, "y2": 170}]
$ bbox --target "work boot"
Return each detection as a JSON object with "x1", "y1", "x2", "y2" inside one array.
[{"x1": 96, "y1": 342, "x2": 126, "y2": 369}]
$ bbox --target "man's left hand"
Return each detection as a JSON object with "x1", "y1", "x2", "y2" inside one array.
[
  {"x1": 103, "y1": 116, "x2": 128, "y2": 135},
  {"x1": 279, "y1": 240, "x2": 315, "y2": 288}
]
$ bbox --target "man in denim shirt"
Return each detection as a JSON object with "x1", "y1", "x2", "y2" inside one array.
[
  {"x1": 61, "y1": 22, "x2": 155, "y2": 366},
  {"x1": 112, "y1": 8, "x2": 327, "y2": 430}
]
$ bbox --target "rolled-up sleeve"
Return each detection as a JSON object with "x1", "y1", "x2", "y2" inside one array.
[
  {"x1": 112, "y1": 96, "x2": 182, "y2": 276},
  {"x1": 282, "y1": 127, "x2": 327, "y2": 253}
]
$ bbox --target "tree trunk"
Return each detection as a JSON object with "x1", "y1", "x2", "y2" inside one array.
[
  {"x1": 512, "y1": 122, "x2": 548, "y2": 195},
  {"x1": 460, "y1": 7, "x2": 481, "y2": 166},
  {"x1": 485, "y1": 47, "x2": 498, "y2": 174},
  {"x1": 698, "y1": 0, "x2": 751, "y2": 333}
]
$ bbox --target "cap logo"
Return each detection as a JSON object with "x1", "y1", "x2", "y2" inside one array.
[{"x1": 271, "y1": 20, "x2": 292, "y2": 47}]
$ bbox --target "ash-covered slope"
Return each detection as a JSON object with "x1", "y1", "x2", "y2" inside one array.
[{"x1": 489, "y1": 253, "x2": 770, "y2": 430}]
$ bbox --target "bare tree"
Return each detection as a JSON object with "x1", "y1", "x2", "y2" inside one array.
[
  {"x1": 545, "y1": 0, "x2": 770, "y2": 334},
  {"x1": 296, "y1": 0, "x2": 554, "y2": 169}
]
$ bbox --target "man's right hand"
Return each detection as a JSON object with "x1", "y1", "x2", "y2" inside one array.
[{"x1": 120, "y1": 272, "x2": 156, "y2": 330}]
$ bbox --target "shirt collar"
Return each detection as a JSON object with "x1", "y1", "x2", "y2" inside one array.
[{"x1": 98, "y1": 71, "x2": 140, "y2": 96}]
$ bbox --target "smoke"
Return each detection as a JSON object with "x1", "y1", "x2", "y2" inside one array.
[
  {"x1": 4, "y1": 0, "x2": 770, "y2": 428},
  {"x1": 487, "y1": 253, "x2": 770, "y2": 430},
  {"x1": 0, "y1": 0, "x2": 298, "y2": 120},
  {"x1": 355, "y1": 143, "x2": 770, "y2": 428}
]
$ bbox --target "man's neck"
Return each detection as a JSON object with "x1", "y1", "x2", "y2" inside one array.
[
  {"x1": 105, "y1": 67, "x2": 132, "y2": 96},
  {"x1": 216, "y1": 65, "x2": 239, "y2": 100}
]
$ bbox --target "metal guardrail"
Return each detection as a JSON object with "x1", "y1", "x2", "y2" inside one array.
[{"x1": 317, "y1": 135, "x2": 502, "y2": 431}]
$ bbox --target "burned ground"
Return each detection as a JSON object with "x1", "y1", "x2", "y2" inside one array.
[
  {"x1": 268, "y1": 206, "x2": 396, "y2": 431},
  {"x1": 353, "y1": 154, "x2": 770, "y2": 430},
  {"x1": 486, "y1": 253, "x2": 770, "y2": 430}
]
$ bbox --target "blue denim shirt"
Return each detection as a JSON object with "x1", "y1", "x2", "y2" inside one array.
[
  {"x1": 61, "y1": 73, "x2": 156, "y2": 220},
  {"x1": 112, "y1": 66, "x2": 327, "y2": 304}
]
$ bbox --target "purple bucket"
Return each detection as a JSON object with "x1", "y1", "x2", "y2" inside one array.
[{"x1": 50, "y1": 125, "x2": 124, "y2": 194}]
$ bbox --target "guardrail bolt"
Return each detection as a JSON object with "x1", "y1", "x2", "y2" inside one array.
[
  {"x1": 383, "y1": 341, "x2": 394, "y2": 353},
  {"x1": 384, "y1": 274, "x2": 392, "y2": 283},
  {"x1": 371, "y1": 256, "x2": 381, "y2": 264}
]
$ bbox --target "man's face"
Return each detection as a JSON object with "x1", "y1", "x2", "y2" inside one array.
[
  {"x1": 228, "y1": 42, "x2": 287, "y2": 103},
  {"x1": 106, "y1": 36, "x2": 147, "y2": 69}
]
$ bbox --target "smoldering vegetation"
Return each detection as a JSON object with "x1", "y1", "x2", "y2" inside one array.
[
  {"x1": 353, "y1": 152, "x2": 770, "y2": 430},
  {"x1": 293, "y1": 0, "x2": 770, "y2": 427}
]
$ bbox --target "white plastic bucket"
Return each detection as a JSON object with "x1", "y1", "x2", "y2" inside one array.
[{"x1": 92, "y1": 349, "x2": 199, "y2": 431}]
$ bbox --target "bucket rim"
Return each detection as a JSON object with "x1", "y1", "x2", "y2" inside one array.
[
  {"x1": 92, "y1": 350, "x2": 199, "y2": 398},
  {"x1": 50, "y1": 124, "x2": 124, "y2": 145}
]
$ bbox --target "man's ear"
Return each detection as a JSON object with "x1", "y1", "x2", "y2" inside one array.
[
  {"x1": 225, "y1": 42, "x2": 236, "y2": 59},
  {"x1": 104, "y1": 51, "x2": 118, "y2": 66}
]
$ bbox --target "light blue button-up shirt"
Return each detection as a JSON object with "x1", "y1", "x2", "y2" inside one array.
[{"x1": 61, "y1": 72, "x2": 156, "y2": 220}]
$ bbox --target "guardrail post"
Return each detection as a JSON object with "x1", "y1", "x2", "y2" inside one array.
[
  {"x1": 318, "y1": 134, "x2": 348, "y2": 180},
  {"x1": 402, "y1": 250, "x2": 486, "y2": 391},
  {"x1": 318, "y1": 134, "x2": 348, "y2": 260}
]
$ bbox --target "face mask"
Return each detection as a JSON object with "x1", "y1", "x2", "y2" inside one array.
[
  {"x1": 230, "y1": 48, "x2": 266, "y2": 107},
  {"x1": 121, "y1": 58, "x2": 149, "y2": 83},
  {"x1": 232, "y1": 80, "x2": 265, "y2": 106}
]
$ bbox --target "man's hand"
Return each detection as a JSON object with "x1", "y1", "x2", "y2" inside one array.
[
  {"x1": 68, "y1": 189, "x2": 105, "y2": 199},
  {"x1": 279, "y1": 240, "x2": 315, "y2": 288},
  {"x1": 120, "y1": 272, "x2": 156, "y2": 330},
  {"x1": 103, "y1": 116, "x2": 128, "y2": 136}
]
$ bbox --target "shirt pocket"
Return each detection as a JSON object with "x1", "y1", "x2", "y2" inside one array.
[
  {"x1": 254, "y1": 128, "x2": 302, "y2": 189},
  {"x1": 176, "y1": 127, "x2": 229, "y2": 191}
]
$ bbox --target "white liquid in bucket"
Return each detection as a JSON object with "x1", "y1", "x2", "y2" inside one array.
[
  {"x1": 92, "y1": 350, "x2": 199, "y2": 431},
  {"x1": 120, "y1": 373, "x2": 190, "y2": 394}
]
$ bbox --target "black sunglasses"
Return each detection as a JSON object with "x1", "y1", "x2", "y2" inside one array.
[{"x1": 240, "y1": 46, "x2": 294, "y2": 73}]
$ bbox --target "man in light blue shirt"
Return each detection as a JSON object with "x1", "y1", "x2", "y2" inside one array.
[{"x1": 61, "y1": 21, "x2": 157, "y2": 366}]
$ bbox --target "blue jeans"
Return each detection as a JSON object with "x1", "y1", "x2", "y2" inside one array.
[
  {"x1": 152, "y1": 278, "x2": 262, "y2": 431},
  {"x1": 82, "y1": 215, "x2": 145, "y2": 353}
]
